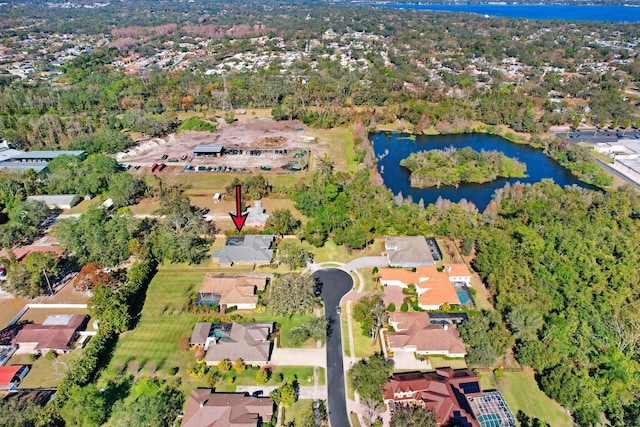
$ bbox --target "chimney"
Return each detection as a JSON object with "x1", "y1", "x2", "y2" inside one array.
[{"x1": 448, "y1": 266, "x2": 452, "y2": 273}]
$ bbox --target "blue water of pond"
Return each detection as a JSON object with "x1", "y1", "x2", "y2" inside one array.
[{"x1": 371, "y1": 132, "x2": 590, "y2": 210}]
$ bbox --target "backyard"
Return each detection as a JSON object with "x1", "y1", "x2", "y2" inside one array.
[{"x1": 479, "y1": 368, "x2": 573, "y2": 427}]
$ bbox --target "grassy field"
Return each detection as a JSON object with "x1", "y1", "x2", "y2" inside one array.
[
  {"x1": 480, "y1": 369, "x2": 573, "y2": 427},
  {"x1": 308, "y1": 127, "x2": 357, "y2": 172}
]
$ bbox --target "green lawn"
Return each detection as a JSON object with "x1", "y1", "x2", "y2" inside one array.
[
  {"x1": 14, "y1": 352, "x2": 77, "y2": 389},
  {"x1": 352, "y1": 318, "x2": 381, "y2": 359},
  {"x1": 213, "y1": 366, "x2": 319, "y2": 392},
  {"x1": 480, "y1": 370, "x2": 573, "y2": 427},
  {"x1": 428, "y1": 355, "x2": 468, "y2": 370},
  {"x1": 282, "y1": 399, "x2": 314, "y2": 426},
  {"x1": 308, "y1": 127, "x2": 358, "y2": 172},
  {"x1": 312, "y1": 238, "x2": 384, "y2": 264}
]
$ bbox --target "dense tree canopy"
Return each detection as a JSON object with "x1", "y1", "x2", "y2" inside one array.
[
  {"x1": 473, "y1": 182, "x2": 640, "y2": 425},
  {"x1": 265, "y1": 273, "x2": 320, "y2": 316},
  {"x1": 349, "y1": 353, "x2": 394, "y2": 403}
]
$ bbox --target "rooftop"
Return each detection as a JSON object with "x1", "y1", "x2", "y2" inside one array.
[
  {"x1": 182, "y1": 390, "x2": 274, "y2": 427},
  {"x1": 385, "y1": 236, "x2": 435, "y2": 267}
]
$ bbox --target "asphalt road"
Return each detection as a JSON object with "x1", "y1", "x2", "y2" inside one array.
[{"x1": 312, "y1": 268, "x2": 353, "y2": 427}]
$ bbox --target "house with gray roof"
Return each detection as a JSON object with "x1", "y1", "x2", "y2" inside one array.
[
  {"x1": 212, "y1": 235, "x2": 274, "y2": 266},
  {"x1": 195, "y1": 322, "x2": 273, "y2": 366},
  {"x1": 385, "y1": 236, "x2": 435, "y2": 267}
]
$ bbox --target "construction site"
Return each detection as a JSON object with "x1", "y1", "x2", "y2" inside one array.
[{"x1": 116, "y1": 117, "x2": 315, "y2": 175}]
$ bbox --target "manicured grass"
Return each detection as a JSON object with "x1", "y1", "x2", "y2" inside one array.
[
  {"x1": 312, "y1": 238, "x2": 384, "y2": 264},
  {"x1": 428, "y1": 355, "x2": 468, "y2": 370},
  {"x1": 14, "y1": 352, "x2": 76, "y2": 389},
  {"x1": 479, "y1": 369, "x2": 573, "y2": 427},
  {"x1": 340, "y1": 310, "x2": 352, "y2": 358},
  {"x1": 356, "y1": 269, "x2": 378, "y2": 293},
  {"x1": 349, "y1": 412, "x2": 362, "y2": 427},
  {"x1": 282, "y1": 399, "x2": 314, "y2": 426},
  {"x1": 213, "y1": 365, "x2": 318, "y2": 392},
  {"x1": 352, "y1": 318, "x2": 381, "y2": 359}
]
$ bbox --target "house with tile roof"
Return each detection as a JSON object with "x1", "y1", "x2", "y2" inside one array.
[
  {"x1": 385, "y1": 312, "x2": 466, "y2": 358},
  {"x1": 195, "y1": 274, "x2": 269, "y2": 310},
  {"x1": 378, "y1": 266, "x2": 461, "y2": 310},
  {"x1": 182, "y1": 389, "x2": 275, "y2": 427},
  {"x1": 12, "y1": 314, "x2": 87, "y2": 355},
  {"x1": 383, "y1": 368, "x2": 516, "y2": 427},
  {"x1": 443, "y1": 263, "x2": 472, "y2": 286},
  {"x1": 212, "y1": 235, "x2": 275, "y2": 266},
  {"x1": 192, "y1": 322, "x2": 273, "y2": 366}
]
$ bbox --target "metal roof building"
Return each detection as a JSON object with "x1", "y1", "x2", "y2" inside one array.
[{"x1": 193, "y1": 145, "x2": 224, "y2": 157}]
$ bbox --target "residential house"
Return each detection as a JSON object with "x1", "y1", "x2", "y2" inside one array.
[
  {"x1": 385, "y1": 236, "x2": 435, "y2": 267},
  {"x1": 443, "y1": 263, "x2": 472, "y2": 286},
  {"x1": 378, "y1": 266, "x2": 461, "y2": 310},
  {"x1": 212, "y1": 235, "x2": 275, "y2": 266},
  {"x1": 182, "y1": 389, "x2": 275, "y2": 427},
  {"x1": 195, "y1": 274, "x2": 269, "y2": 310},
  {"x1": 245, "y1": 200, "x2": 270, "y2": 228},
  {"x1": 384, "y1": 368, "x2": 516, "y2": 427},
  {"x1": 0, "y1": 365, "x2": 29, "y2": 390},
  {"x1": 190, "y1": 322, "x2": 273, "y2": 366},
  {"x1": 12, "y1": 314, "x2": 87, "y2": 355},
  {"x1": 384, "y1": 312, "x2": 466, "y2": 358}
]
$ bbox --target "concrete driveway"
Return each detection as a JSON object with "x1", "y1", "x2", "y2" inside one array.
[
  {"x1": 270, "y1": 347, "x2": 326, "y2": 367},
  {"x1": 236, "y1": 385, "x2": 327, "y2": 400}
]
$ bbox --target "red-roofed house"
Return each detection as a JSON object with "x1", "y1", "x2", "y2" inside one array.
[
  {"x1": 0, "y1": 365, "x2": 29, "y2": 390},
  {"x1": 378, "y1": 267, "x2": 461, "y2": 310},
  {"x1": 384, "y1": 369, "x2": 516, "y2": 427}
]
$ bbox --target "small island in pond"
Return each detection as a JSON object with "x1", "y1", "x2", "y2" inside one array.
[{"x1": 400, "y1": 146, "x2": 527, "y2": 188}]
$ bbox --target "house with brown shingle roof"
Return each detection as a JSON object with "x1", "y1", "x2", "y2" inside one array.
[
  {"x1": 378, "y1": 266, "x2": 461, "y2": 310},
  {"x1": 385, "y1": 312, "x2": 466, "y2": 358},
  {"x1": 195, "y1": 274, "x2": 269, "y2": 310},
  {"x1": 182, "y1": 389, "x2": 275, "y2": 427},
  {"x1": 384, "y1": 368, "x2": 516, "y2": 427},
  {"x1": 193, "y1": 322, "x2": 273, "y2": 366},
  {"x1": 12, "y1": 314, "x2": 87, "y2": 355}
]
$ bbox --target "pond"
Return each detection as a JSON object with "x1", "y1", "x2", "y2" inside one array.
[{"x1": 371, "y1": 132, "x2": 590, "y2": 210}]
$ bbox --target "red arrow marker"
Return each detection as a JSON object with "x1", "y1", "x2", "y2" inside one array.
[{"x1": 229, "y1": 184, "x2": 248, "y2": 232}]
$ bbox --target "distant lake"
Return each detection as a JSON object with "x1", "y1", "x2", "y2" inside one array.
[
  {"x1": 370, "y1": 4, "x2": 640, "y2": 22},
  {"x1": 371, "y1": 132, "x2": 590, "y2": 210}
]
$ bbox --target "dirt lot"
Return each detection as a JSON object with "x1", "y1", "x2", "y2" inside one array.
[{"x1": 118, "y1": 117, "x2": 317, "y2": 173}]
